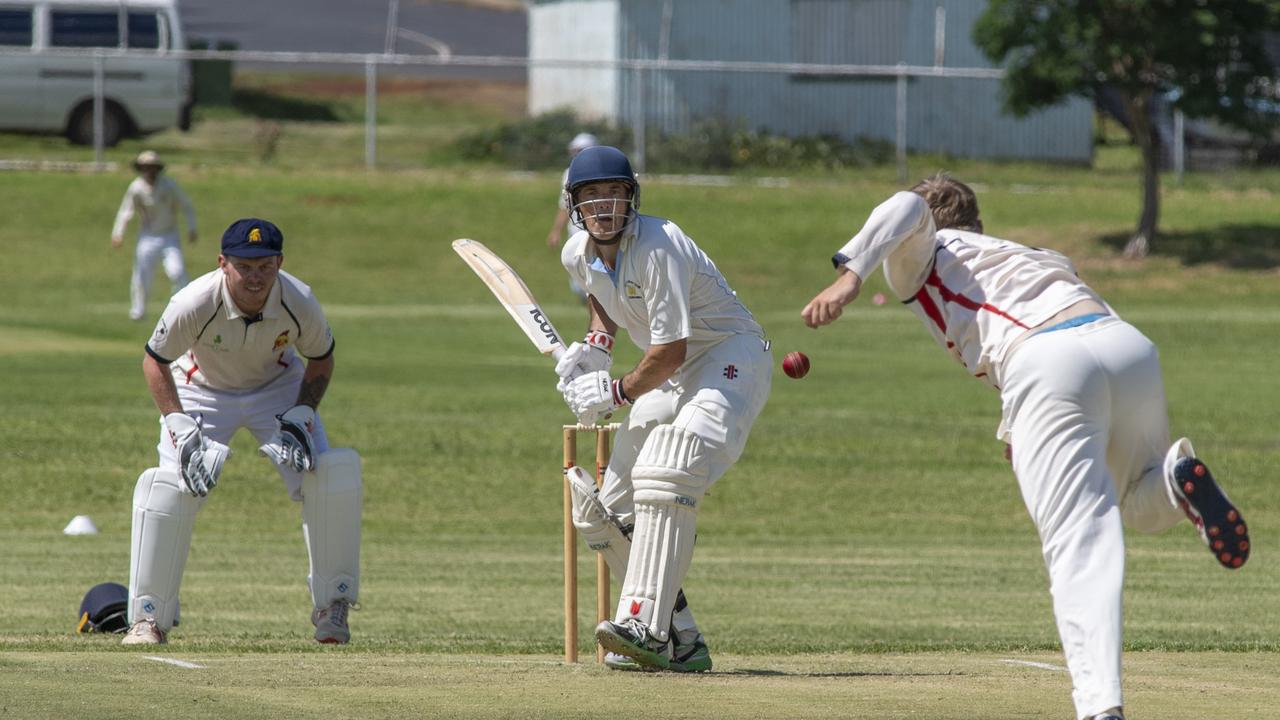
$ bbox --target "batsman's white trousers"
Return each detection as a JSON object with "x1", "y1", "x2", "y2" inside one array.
[
  {"x1": 157, "y1": 358, "x2": 330, "y2": 501},
  {"x1": 600, "y1": 334, "x2": 773, "y2": 524},
  {"x1": 1002, "y1": 316, "x2": 1183, "y2": 720},
  {"x1": 132, "y1": 232, "x2": 188, "y2": 318}
]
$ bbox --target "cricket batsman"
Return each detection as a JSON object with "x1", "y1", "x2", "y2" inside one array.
[
  {"x1": 802, "y1": 175, "x2": 1250, "y2": 720},
  {"x1": 122, "y1": 218, "x2": 361, "y2": 646},
  {"x1": 556, "y1": 146, "x2": 772, "y2": 672}
]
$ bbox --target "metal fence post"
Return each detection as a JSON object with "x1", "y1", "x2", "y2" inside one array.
[
  {"x1": 365, "y1": 56, "x2": 378, "y2": 170},
  {"x1": 896, "y1": 64, "x2": 907, "y2": 183},
  {"x1": 1173, "y1": 109, "x2": 1185, "y2": 185},
  {"x1": 93, "y1": 51, "x2": 105, "y2": 167}
]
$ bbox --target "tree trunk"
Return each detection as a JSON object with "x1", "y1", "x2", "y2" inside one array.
[{"x1": 1122, "y1": 91, "x2": 1160, "y2": 258}]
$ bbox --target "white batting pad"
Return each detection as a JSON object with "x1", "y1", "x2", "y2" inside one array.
[
  {"x1": 302, "y1": 448, "x2": 362, "y2": 608},
  {"x1": 129, "y1": 468, "x2": 203, "y2": 630},
  {"x1": 566, "y1": 465, "x2": 631, "y2": 577},
  {"x1": 616, "y1": 425, "x2": 711, "y2": 642},
  {"x1": 616, "y1": 501, "x2": 697, "y2": 643}
]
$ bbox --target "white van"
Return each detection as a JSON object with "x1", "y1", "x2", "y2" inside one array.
[{"x1": 0, "y1": 0, "x2": 192, "y2": 146}]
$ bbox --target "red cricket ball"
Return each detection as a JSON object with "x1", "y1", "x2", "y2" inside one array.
[{"x1": 782, "y1": 351, "x2": 810, "y2": 379}]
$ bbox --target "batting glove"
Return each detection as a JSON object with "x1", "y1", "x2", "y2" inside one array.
[
  {"x1": 259, "y1": 405, "x2": 317, "y2": 473},
  {"x1": 562, "y1": 370, "x2": 630, "y2": 425},
  {"x1": 555, "y1": 330, "x2": 615, "y2": 393}
]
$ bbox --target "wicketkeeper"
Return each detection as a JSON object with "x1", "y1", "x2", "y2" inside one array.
[
  {"x1": 557, "y1": 146, "x2": 772, "y2": 671},
  {"x1": 802, "y1": 175, "x2": 1250, "y2": 720},
  {"x1": 122, "y1": 218, "x2": 362, "y2": 646}
]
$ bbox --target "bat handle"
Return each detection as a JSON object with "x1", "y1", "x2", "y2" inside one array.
[{"x1": 550, "y1": 344, "x2": 566, "y2": 361}]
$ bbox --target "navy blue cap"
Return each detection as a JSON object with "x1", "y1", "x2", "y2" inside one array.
[{"x1": 221, "y1": 218, "x2": 284, "y2": 258}]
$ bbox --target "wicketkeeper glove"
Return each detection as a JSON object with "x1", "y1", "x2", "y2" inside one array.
[
  {"x1": 562, "y1": 369, "x2": 630, "y2": 426},
  {"x1": 163, "y1": 413, "x2": 229, "y2": 497},
  {"x1": 259, "y1": 404, "x2": 317, "y2": 473},
  {"x1": 555, "y1": 330, "x2": 615, "y2": 393}
]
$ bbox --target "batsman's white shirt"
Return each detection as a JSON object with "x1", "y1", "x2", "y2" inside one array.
[
  {"x1": 562, "y1": 213, "x2": 765, "y2": 362},
  {"x1": 147, "y1": 269, "x2": 334, "y2": 391},
  {"x1": 112, "y1": 175, "x2": 197, "y2": 238},
  {"x1": 564, "y1": 213, "x2": 772, "y2": 500},
  {"x1": 835, "y1": 191, "x2": 1107, "y2": 394}
]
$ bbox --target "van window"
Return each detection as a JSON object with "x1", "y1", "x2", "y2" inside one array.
[
  {"x1": 0, "y1": 9, "x2": 33, "y2": 47},
  {"x1": 128, "y1": 12, "x2": 160, "y2": 49},
  {"x1": 50, "y1": 11, "x2": 119, "y2": 48}
]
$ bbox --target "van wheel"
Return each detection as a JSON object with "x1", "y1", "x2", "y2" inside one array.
[{"x1": 67, "y1": 103, "x2": 128, "y2": 147}]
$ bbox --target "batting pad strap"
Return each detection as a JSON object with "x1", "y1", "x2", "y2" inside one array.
[
  {"x1": 566, "y1": 466, "x2": 632, "y2": 578},
  {"x1": 616, "y1": 500, "x2": 697, "y2": 643},
  {"x1": 130, "y1": 468, "x2": 203, "y2": 630},
  {"x1": 303, "y1": 449, "x2": 362, "y2": 607},
  {"x1": 631, "y1": 424, "x2": 712, "y2": 506}
]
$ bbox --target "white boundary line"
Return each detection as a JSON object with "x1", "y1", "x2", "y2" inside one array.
[
  {"x1": 999, "y1": 658, "x2": 1068, "y2": 672},
  {"x1": 142, "y1": 656, "x2": 206, "y2": 669}
]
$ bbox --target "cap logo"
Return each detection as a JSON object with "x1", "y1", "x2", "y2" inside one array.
[{"x1": 249, "y1": 228, "x2": 262, "y2": 243}]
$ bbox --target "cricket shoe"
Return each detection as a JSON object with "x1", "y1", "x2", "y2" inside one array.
[
  {"x1": 120, "y1": 619, "x2": 167, "y2": 645},
  {"x1": 603, "y1": 636, "x2": 713, "y2": 673},
  {"x1": 603, "y1": 651, "x2": 645, "y2": 671},
  {"x1": 312, "y1": 600, "x2": 351, "y2": 644},
  {"x1": 1166, "y1": 440, "x2": 1250, "y2": 569},
  {"x1": 595, "y1": 619, "x2": 674, "y2": 670},
  {"x1": 669, "y1": 636, "x2": 713, "y2": 673}
]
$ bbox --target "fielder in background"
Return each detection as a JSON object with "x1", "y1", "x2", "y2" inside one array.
[
  {"x1": 111, "y1": 150, "x2": 198, "y2": 321},
  {"x1": 547, "y1": 132, "x2": 599, "y2": 302},
  {"x1": 557, "y1": 146, "x2": 772, "y2": 671},
  {"x1": 802, "y1": 175, "x2": 1250, "y2": 720},
  {"x1": 545, "y1": 132, "x2": 598, "y2": 250},
  {"x1": 123, "y1": 218, "x2": 362, "y2": 646}
]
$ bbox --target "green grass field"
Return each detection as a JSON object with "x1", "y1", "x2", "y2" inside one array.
[{"x1": 2, "y1": 116, "x2": 1280, "y2": 718}]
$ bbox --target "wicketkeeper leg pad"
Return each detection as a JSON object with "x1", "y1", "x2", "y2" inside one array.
[
  {"x1": 617, "y1": 425, "x2": 711, "y2": 642},
  {"x1": 567, "y1": 465, "x2": 632, "y2": 578},
  {"x1": 129, "y1": 468, "x2": 203, "y2": 630},
  {"x1": 302, "y1": 448, "x2": 362, "y2": 608}
]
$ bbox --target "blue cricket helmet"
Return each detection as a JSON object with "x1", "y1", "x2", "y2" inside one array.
[
  {"x1": 77, "y1": 582, "x2": 129, "y2": 634},
  {"x1": 565, "y1": 145, "x2": 640, "y2": 208}
]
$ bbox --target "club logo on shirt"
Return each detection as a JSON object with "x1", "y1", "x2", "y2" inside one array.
[
  {"x1": 249, "y1": 227, "x2": 262, "y2": 243},
  {"x1": 150, "y1": 318, "x2": 168, "y2": 346},
  {"x1": 625, "y1": 280, "x2": 643, "y2": 299},
  {"x1": 272, "y1": 330, "x2": 291, "y2": 351},
  {"x1": 723, "y1": 364, "x2": 738, "y2": 380}
]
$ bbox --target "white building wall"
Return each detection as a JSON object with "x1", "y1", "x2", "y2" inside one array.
[{"x1": 528, "y1": 0, "x2": 619, "y2": 120}]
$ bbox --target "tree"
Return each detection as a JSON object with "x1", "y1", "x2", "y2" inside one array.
[{"x1": 974, "y1": 1, "x2": 1280, "y2": 257}]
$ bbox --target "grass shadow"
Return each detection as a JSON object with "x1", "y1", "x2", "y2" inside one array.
[
  {"x1": 1100, "y1": 225, "x2": 1280, "y2": 269},
  {"x1": 722, "y1": 668, "x2": 963, "y2": 678},
  {"x1": 230, "y1": 87, "x2": 341, "y2": 122}
]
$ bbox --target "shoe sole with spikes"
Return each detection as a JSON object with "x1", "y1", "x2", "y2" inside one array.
[
  {"x1": 1171, "y1": 457, "x2": 1249, "y2": 569},
  {"x1": 594, "y1": 622, "x2": 671, "y2": 671}
]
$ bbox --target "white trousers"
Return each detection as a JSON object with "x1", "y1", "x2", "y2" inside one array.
[
  {"x1": 1002, "y1": 316, "x2": 1183, "y2": 720},
  {"x1": 158, "y1": 358, "x2": 329, "y2": 501},
  {"x1": 600, "y1": 334, "x2": 773, "y2": 526},
  {"x1": 132, "y1": 233, "x2": 188, "y2": 319}
]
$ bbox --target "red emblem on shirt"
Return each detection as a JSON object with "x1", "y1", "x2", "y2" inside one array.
[{"x1": 272, "y1": 330, "x2": 290, "y2": 351}]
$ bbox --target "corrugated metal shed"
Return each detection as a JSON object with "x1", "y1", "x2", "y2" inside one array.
[{"x1": 530, "y1": 0, "x2": 1093, "y2": 163}]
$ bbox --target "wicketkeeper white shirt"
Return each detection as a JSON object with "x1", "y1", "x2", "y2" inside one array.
[
  {"x1": 833, "y1": 191, "x2": 1108, "y2": 391},
  {"x1": 146, "y1": 269, "x2": 334, "y2": 391},
  {"x1": 562, "y1": 213, "x2": 765, "y2": 362},
  {"x1": 112, "y1": 175, "x2": 197, "y2": 238}
]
